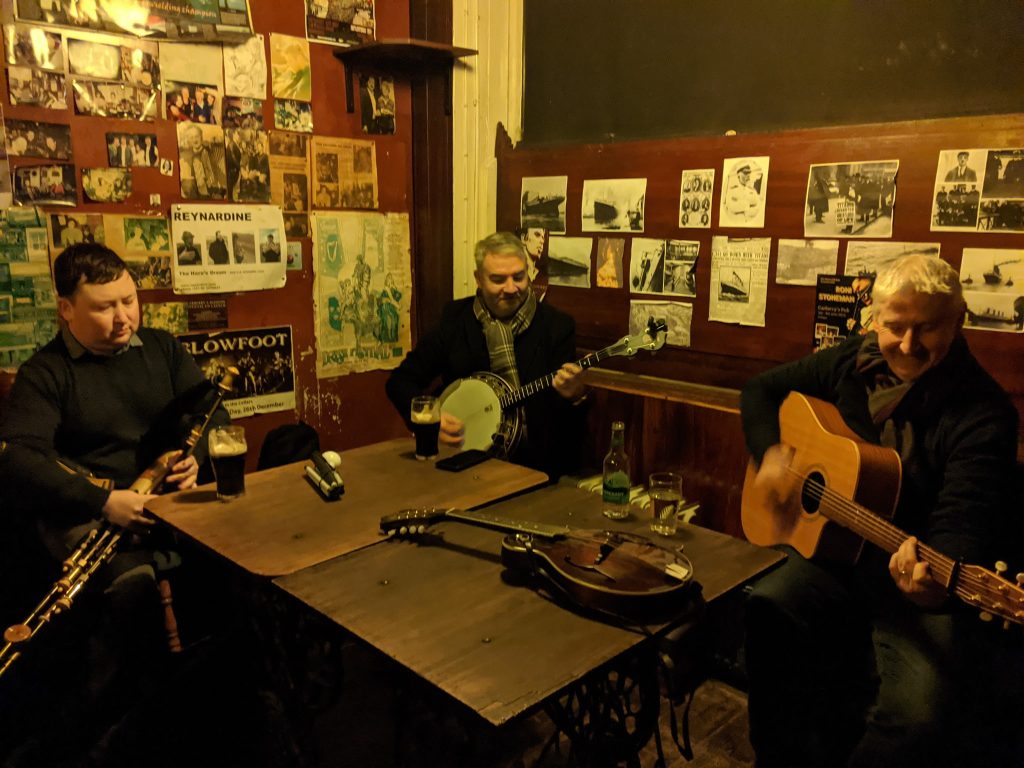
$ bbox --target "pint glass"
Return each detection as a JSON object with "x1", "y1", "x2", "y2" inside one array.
[
  {"x1": 208, "y1": 425, "x2": 247, "y2": 500},
  {"x1": 410, "y1": 396, "x2": 440, "y2": 460}
]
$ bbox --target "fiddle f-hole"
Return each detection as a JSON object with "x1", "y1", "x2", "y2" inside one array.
[{"x1": 800, "y1": 470, "x2": 826, "y2": 516}]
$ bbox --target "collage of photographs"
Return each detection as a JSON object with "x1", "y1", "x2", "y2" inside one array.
[{"x1": 520, "y1": 145, "x2": 1024, "y2": 346}]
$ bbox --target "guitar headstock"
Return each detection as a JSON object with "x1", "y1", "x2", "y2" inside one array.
[
  {"x1": 609, "y1": 317, "x2": 668, "y2": 358},
  {"x1": 379, "y1": 508, "x2": 449, "y2": 537},
  {"x1": 960, "y1": 561, "x2": 1024, "y2": 628}
]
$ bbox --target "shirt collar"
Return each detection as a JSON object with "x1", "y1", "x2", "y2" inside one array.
[{"x1": 62, "y1": 326, "x2": 143, "y2": 359}]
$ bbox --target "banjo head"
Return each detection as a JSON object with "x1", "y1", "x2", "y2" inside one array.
[{"x1": 440, "y1": 376, "x2": 506, "y2": 452}]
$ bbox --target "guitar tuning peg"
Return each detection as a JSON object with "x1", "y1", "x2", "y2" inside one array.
[
  {"x1": 979, "y1": 610, "x2": 994, "y2": 622},
  {"x1": 995, "y1": 560, "x2": 1008, "y2": 577},
  {"x1": 417, "y1": 525, "x2": 426, "y2": 534},
  {"x1": 1016, "y1": 573, "x2": 1024, "y2": 587},
  {"x1": 399, "y1": 526, "x2": 408, "y2": 535}
]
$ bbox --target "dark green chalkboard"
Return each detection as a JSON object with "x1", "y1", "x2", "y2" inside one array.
[{"x1": 523, "y1": 0, "x2": 1024, "y2": 144}]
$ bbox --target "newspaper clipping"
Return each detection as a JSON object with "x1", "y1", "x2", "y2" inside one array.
[
  {"x1": 312, "y1": 210, "x2": 411, "y2": 377},
  {"x1": 0, "y1": 207, "x2": 54, "y2": 369},
  {"x1": 708, "y1": 236, "x2": 770, "y2": 327},
  {"x1": 178, "y1": 325, "x2": 296, "y2": 419},
  {"x1": 312, "y1": 136, "x2": 378, "y2": 209},
  {"x1": 170, "y1": 203, "x2": 286, "y2": 294}
]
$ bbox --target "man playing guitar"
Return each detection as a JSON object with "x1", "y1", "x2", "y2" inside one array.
[
  {"x1": 386, "y1": 231, "x2": 587, "y2": 479},
  {"x1": 740, "y1": 253, "x2": 1022, "y2": 767}
]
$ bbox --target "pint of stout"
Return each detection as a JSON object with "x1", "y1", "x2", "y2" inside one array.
[
  {"x1": 209, "y1": 425, "x2": 247, "y2": 500},
  {"x1": 410, "y1": 396, "x2": 440, "y2": 460}
]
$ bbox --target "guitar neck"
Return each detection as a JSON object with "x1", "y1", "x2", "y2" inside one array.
[
  {"x1": 499, "y1": 349, "x2": 609, "y2": 409},
  {"x1": 444, "y1": 508, "x2": 569, "y2": 540},
  {"x1": 813, "y1": 484, "x2": 963, "y2": 597}
]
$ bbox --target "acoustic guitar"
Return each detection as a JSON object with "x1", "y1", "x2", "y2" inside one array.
[
  {"x1": 439, "y1": 317, "x2": 668, "y2": 458},
  {"x1": 380, "y1": 506, "x2": 698, "y2": 621},
  {"x1": 741, "y1": 392, "x2": 1024, "y2": 627}
]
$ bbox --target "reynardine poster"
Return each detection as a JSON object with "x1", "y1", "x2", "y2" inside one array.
[{"x1": 312, "y1": 211, "x2": 411, "y2": 377}]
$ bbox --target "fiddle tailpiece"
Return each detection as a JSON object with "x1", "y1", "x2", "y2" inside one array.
[{"x1": 0, "y1": 367, "x2": 237, "y2": 680}]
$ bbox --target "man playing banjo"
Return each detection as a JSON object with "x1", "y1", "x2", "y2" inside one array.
[{"x1": 386, "y1": 231, "x2": 588, "y2": 479}]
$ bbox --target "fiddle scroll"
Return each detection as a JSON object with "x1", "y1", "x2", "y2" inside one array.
[{"x1": 0, "y1": 367, "x2": 237, "y2": 680}]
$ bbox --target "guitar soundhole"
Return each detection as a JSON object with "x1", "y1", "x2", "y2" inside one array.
[{"x1": 801, "y1": 471, "x2": 826, "y2": 514}]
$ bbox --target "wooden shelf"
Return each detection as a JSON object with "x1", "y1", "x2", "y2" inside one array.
[{"x1": 332, "y1": 38, "x2": 477, "y2": 114}]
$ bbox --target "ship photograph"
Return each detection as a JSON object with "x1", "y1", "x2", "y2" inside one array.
[
  {"x1": 961, "y1": 248, "x2": 1022, "y2": 294},
  {"x1": 520, "y1": 175, "x2": 567, "y2": 232},
  {"x1": 581, "y1": 177, "x2": 647, "y2": 233}
]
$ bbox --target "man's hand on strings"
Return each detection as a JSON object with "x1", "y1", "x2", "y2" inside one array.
[
  {"x1": 553, "y1": 363, "x2": 586, "y2": 401},
  {"x1": 753, "y1": 444, "x2": 799, "y2": 513},
  {"x1": 890, "y1": 536, "x2": 945, "y2": 608}
]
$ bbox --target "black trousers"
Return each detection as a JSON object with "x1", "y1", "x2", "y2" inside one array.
[{"x1": 744, "y1": 546, "x2": 1024, "y2": 768}]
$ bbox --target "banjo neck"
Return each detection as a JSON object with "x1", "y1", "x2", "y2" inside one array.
[{"x1": 498, "y1": 347, "x2": 613, "y2": 410}]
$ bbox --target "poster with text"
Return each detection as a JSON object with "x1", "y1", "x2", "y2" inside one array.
[
  {"x1": 178, "y1": 325, "x2": 296, "y2": 419},
  {"x1": 17, "y1": 0, "x2": 252, "y2": 41},
  {"x1": 0, "y1": 207, "x2": 54, "y2": 369},
  {"x1": 708, "y1": 237, "x2": 770, "y2": 326},
  {"x1": 312, "y1": 135, "x2": 377, "y2": 209},
  {"x1": 813, "y1": 273, "x2": 875, "y2": 351},
  {"x1": 312, "y1": 210, "x2": 411, "y2": 377},
  {"x1": 170, "y1": 204, "x2": 286, "y2": 294},
  {"x1": 305, "y1": 0, "x2": 375, "y2": 47}
]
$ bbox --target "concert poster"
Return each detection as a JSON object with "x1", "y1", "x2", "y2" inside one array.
[
  {"x1": 812, "y1": 273, "x2": 875, "y2": 351},
  {"x1": 177, "y1": 325, "x2": 296, "y2": 419},
  {"x1": 0, "y1": 206, "x2": 54, "y2": 370},
  {"x1": 170, "y1": 204, "x2": 286, "y2": 294}
]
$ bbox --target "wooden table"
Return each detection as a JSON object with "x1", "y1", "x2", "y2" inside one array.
[
  {"x1": 275, "y1": 483, "x2": 784, "y2": 726},
  {"x1": 145, "y1": 438, "x2": 548, "y2": 577}
]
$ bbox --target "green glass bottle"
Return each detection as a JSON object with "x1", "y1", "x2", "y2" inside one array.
[{"x1": 602, "y1": 421, "x2": 631, "y2": 519}]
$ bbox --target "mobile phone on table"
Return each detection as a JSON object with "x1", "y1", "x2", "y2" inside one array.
[{"x1": 435, "y1": 449, "x2": 490, "y2": 472}]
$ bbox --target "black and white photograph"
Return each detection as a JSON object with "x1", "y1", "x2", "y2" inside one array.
[
  {"x1": 259, "y1": 230, "x2": 282, "y2": 263},
  {"x1": 720, "y1": 157, "x2": 769, "y2": 228},
  {"x1": 595, "y1": 238, "x2": 623, "y2": 288},
  {"x1": 962, "y1": 291, "x2": 1023, "y2": 333},
  {"x1": 13, "y1": 164, "x2": 76, "y2": 206},
  {"x1": 5, "y1": 119, "x2": 72, "y2": 159},
  {"x1": 223, "y1": 97, "x2": 265, "y2": 129},
  {"x1": 72, "y1": 80, "x2": 158, "y2": 120},
  {"x1": 126, "y1": 256, "x2": 171, "y2": 290},
  {"x1": 123, "y1": 217, "x2": 170, "y2": 253},
  {"x1": 803, "y1": 160, "x2": 899, "y2": 238},
  {"x1": 206, "y1": 231, "x2": 231, "y2": 265},
  {"x1": 679, "y1": 169, "x2": 714, "y2": 229},
  {"x1": 178, "y1": 325, "x2": 295, "y2": 417},
  {"x1": 282, "y1": 173, "x2": 309, "y2": 212},
  {"x1": 177, "y1": 123, "x2": 228, "y2": 200},
  {"x1": 581, "y1": 178, "x2": 646, "y2": 232},
  {"x1": 270, "y1": 131, "x2": 308, "y2": 158},
  {"x1": 982, "y1": 149, "x2": 1024, "y2": 200},
  {"x1": 106, "y1": 133, "x2": 159, "y2": 167},
  {"x1": 629, "y1": 300, "x2": 692, "y2": 348},
  {"x1": 274, "y1": 98, "x2": 313, "y2": 133},
  {"x1": 176, "y1": 230, "x2": 203, "y2": 266},
  {"x1": 662, "y1": 240, "x2": 699, "y2": 297},
  {"x1": 978, "y1": 200, "x2": 1024, "y2": 232},
  {"x1": 844, "y1": 241, "x2": 940, "y2": 277},
  {"x1": 359, "y1": 75, "x2": 395, "y2": 135},
  {"x1": 930, "y1": 148, "x2": 985, "y2": 232},
  {"x1": 629, "y1": 238, "x2": 665, "y2": 293},
  {"x1": 546, "y1": 236, "x2": 591, "y2": 288},
  {"x1": 82, "y1": 167, "x2": 132, "y2": 203},
  {"x1": 67, "y1": 38, "x2": 121, "y2": 80},
  {"x1": 225, "y1": 128, "x2": 271, "y2": 203},
  {"x1": 232, "y1": 232, "x2": 256, "y2": 264},
  {"x1": 120, "y1": 42, "x2": 160, "y2": 88},
  {"x1": 48, "y1": 213, "x2": 104, "y2": 251},
  {"x1": 7, "y1": 67, "x2": 66, "y2": 109},
  {"x1": 960, "y1": 248, "x2": 1022, "y2": 294},
  {"x1": 285, "y1": 213, "x2": 309, "y2": 239},
  {"x1": 775, "y1": 239, "x2": 840, "y2": 285},
  {"x1": 4, "y1": 24, "x2": 65, "y2": 70},
  {"x1": 165, "y1": 81, "x2": 220, "y2": 124},
  {"x1": 520, "y1": 175, "x2": 567, "y2": 233},
  {"x1": 305, "y1": 0, "x2": 375, "y2": 47},
  {"x1": 519, "y1": 227, "x2": 547, "y2": 285}
]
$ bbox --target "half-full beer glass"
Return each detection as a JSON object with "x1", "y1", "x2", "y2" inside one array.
[
  {"x1": 410, "y1": 396, "x2": 440, "y2": 460},
  {"x1": 209, "y1": 426, "x2": 247, "y2": 500}
]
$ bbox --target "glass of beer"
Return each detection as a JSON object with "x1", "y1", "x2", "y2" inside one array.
[
  {"x1": 208, "y1": 425, "x2": 247, "y2": 501},
  {"x1": 410, "y1": 396, "x2": 440, "y2": 460},
  {"x1": 649, "y1": 472, "x2": 684, "y2": 536}
]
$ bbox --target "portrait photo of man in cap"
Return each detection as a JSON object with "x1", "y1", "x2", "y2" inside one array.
[{"x1": 720, "y1": 156, "x2": 769, "y2": 228}]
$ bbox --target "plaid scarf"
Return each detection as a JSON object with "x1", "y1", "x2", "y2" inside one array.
[
  {"x1": 855, "y1": 332, "x2": 915, "y2": 460},
  {"x1": 472, "y1": 290, "x2": 537, "y2": 389}
]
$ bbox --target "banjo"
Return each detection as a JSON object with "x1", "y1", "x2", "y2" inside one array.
[{"x1": 440, "y1": 317, "x2": 668, "y2": 458}]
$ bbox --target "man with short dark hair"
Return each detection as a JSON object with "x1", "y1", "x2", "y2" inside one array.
[
  {"x1": 0, "y1": 242, "x2": 229, "y2": 760},
  {"x1": 944, "y1": 150, "x2": 977, "y2": 182},
  {"x1": 386, "y1": 231, "x2": 587, "y2": 478},
  {"x1": 208, "y1": 230, "x2": 229, "y2": 265},
  {"x1": 740, "y1": 253, "x2": 1021, "y2": 767}
]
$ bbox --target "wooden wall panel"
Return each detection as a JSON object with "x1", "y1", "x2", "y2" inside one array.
[
  {"x1": 497, "y1": 114, "x2": 1024, "y2": 434},
  {"x1": 0, "y1": 1, "x2": 419, "y2": 466}
]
